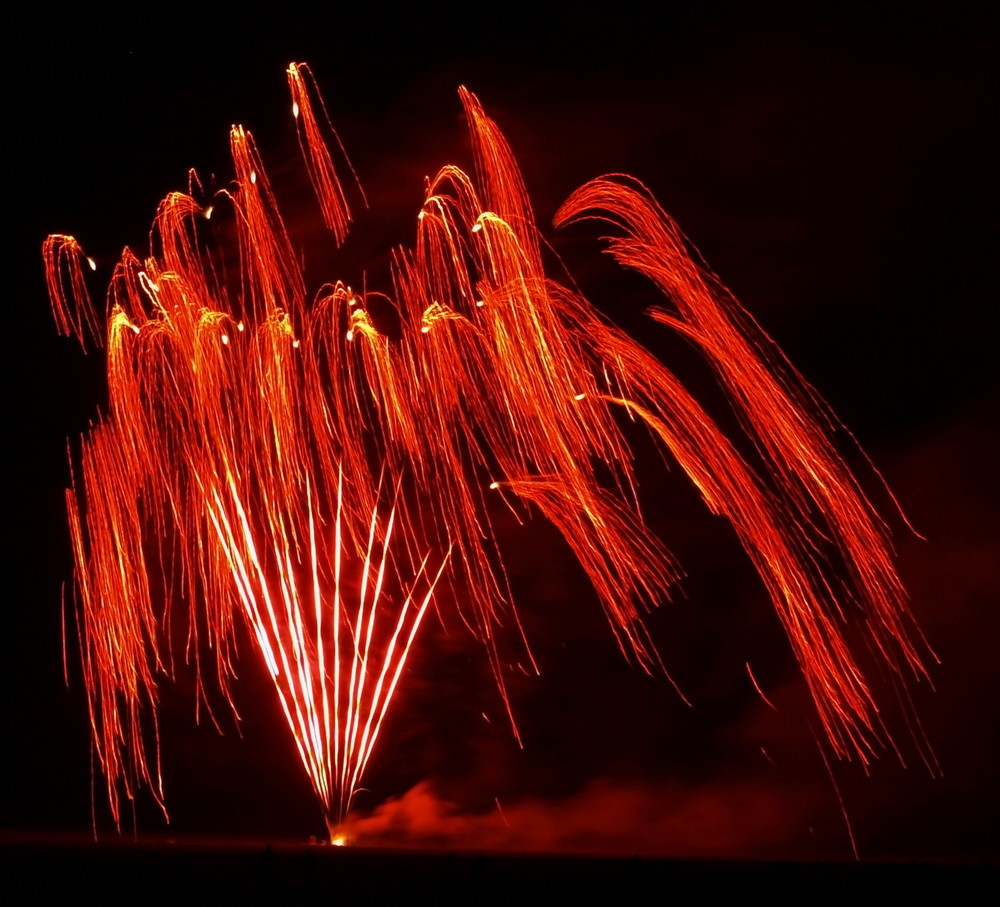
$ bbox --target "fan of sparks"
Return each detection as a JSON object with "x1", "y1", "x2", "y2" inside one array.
[{"x1": 44, "y1": 63, "x2": 930, "y2": 837}]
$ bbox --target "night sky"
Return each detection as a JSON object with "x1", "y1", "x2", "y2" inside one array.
[{"x1": 6, "y1": 2, "x2": 996, "y2": 861}]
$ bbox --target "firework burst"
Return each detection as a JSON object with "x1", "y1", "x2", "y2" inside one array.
[{"x1": 44, "y1": 63, "x2": 929, "y2": 838}]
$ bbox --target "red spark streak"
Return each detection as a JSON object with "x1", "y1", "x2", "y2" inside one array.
[{"x1": 44, "y1": 64, "x2": 929, "y2": 835}]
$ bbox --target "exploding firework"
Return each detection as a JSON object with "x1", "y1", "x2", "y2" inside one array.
[{"x1": 45, "y1": 63, "x2": 930, "y2": 839}]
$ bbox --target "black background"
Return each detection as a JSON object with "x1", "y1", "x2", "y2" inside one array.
[{"x1": 5, "y1": 1, "x2": 996, "y2": 860}]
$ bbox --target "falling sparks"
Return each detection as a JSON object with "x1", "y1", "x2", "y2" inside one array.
[{"x1": 44, "y1": 62, "x2": 929, "y2": 839}]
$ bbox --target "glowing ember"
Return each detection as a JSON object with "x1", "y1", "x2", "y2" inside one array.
[{"x1": 44, "y1": 62, "x2": 929, "y2": 839}]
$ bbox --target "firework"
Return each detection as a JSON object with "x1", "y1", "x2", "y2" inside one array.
[{"x1": 44, "y1": 63, "x2": 928, "y2": 838}]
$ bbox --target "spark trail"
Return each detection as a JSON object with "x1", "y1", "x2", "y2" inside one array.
[{"x1": 45, "y1": 63, "x2": 929, "y2": 837}]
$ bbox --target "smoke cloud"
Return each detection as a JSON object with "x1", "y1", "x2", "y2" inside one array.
[{"x1": 342, "y1": 774, "x2": 826, "y2": 858}]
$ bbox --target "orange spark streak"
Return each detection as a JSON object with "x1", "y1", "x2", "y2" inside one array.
[{"x1": 44, "y1": 64, "x2": 929, "y2": 835}]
